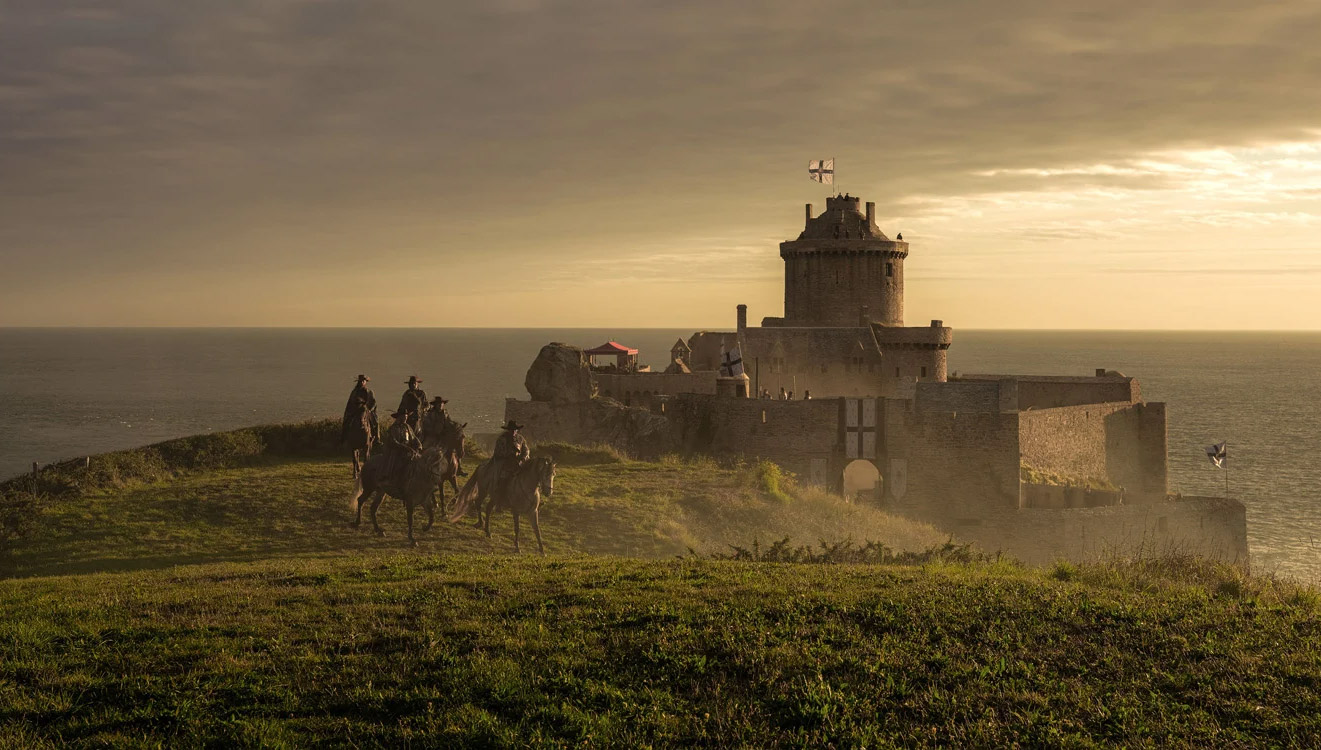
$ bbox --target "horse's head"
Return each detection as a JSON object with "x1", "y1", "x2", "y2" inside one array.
[{"x1": 537, "y1": 456, "x2": 557, "y2": 499}]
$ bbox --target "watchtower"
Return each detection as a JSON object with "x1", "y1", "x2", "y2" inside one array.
[{"x1": 780, "y1": 195, "x2": 908, "y2": 327}]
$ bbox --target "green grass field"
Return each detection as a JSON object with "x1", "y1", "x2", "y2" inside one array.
[{"x1": 1, "y1": 422, "x2": 1319, "y2": 746}]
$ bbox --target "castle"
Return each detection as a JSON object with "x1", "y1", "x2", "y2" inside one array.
[{"x1": 507, "y1": 195, "x2": 1249, "y2": 565}]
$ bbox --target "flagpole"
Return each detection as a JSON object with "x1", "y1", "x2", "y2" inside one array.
[{"x1": 1224, "y1": 441, "x2": 1230, "y2": 500}]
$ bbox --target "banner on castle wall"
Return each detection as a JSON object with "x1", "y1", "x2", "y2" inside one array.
[
  {"x1": 888, "y1": 458, "x2": 908, "y2": 500},
  {"x1": 809, "y1": 159, "x2": 834, "y2": 184},
  {"x1": 719, "y1": 345, "x2": 745, "y2": 378}
]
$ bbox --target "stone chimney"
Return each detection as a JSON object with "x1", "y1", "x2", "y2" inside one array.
[
  {"x1": 737, "y1": 304, "x2": 748, "y2": 332},
  {"x1": 804, "y1": 203, "x2": 813, "y2": 228},
  {"x1": 1096, "y1": 368, "x2": 1107, "y2": 377},
  {"x1": 866, "y1": 201, "x2": 875, "y2": 226}
]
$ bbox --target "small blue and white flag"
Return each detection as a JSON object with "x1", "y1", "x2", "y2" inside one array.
[
  {"x1": 808, "y1": 159, "x2": 834, "y2": 184},
  {"x1": 1205, "y1": 441, "x2": 1227, "y2": 469}
]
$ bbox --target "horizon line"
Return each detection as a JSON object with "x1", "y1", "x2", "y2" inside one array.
[{"x1": 3, "y1": 325, "x2": 1321, "y2": 333}]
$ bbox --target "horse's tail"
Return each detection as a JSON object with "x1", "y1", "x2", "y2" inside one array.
[{"x1": 447, "y1": 470, "x2": 483, "y2": 523}]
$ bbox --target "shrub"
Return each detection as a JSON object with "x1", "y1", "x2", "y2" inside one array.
[
  {"x1": 1050, "y1": 560, "x2": 1080, "y2": 581},
  {"x1": 710, "y1": 536, "x2": 983, "y2": 565},
  {"x1": 752, "y1": 460, "x2": 792, "y2": 504}
]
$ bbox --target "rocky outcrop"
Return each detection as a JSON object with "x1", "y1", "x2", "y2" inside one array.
[
  {"x1": 581, "y1": 398, "x2": 675, "y2": 457},
  {"x1": 524, "y1": 343, "x2": 594, "y2": 403}
]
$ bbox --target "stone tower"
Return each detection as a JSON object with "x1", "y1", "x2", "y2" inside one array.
[{"x1": 780, "y1": 195, "x2": 907, "y2": 327}]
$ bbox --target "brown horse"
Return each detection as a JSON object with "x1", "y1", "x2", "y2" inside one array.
[
  {"x1": 344, "y1": 407, "x2": 376, "y2": 479},
  {"x1": 349, "y1": 446, "x2": 445, "y2": 546},
  {"x1": 450, "y1": 456, "x2": 556, "y2": 554},
  {"x1": 424, "y1": 421, "x2": 467, "y2": 516}
]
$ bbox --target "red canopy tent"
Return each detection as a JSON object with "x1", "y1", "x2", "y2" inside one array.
[{"x1": 585, "y1": 341, "x2": 639, "y2": 371}]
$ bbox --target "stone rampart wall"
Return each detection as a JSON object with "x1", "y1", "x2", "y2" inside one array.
[
  {"x1": 1018, "y1": 402, "x2": 1168, "y2": 501},
  {"x1": 902, "y1": 410, "x2": 1022, "y2": 516},
  {"x1": 593, "y1": 371, "x2": 717, "y2": 406},
  {"x1": 958, "y1": 375, "x2": 1139, "y2": 409},
  {"x1": 914, "y1": 380, "x2": 1003, "y2": 413},
  {"x1": 668, "y1": 395, "x2": 841, "y2": 479},
  {"x1": 944, "y1": 497, "x2": 1249, "y2": 567},
  {"x1": 1020, "y1": 482, "x2": 1123, "y2": 509}
]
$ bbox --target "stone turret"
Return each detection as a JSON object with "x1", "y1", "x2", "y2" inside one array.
[{"x1": 780, "y1": 195, "x2": 908, "y2": 327}]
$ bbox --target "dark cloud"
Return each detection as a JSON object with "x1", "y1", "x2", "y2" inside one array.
[{"x1": 3, "y1": 1, "x2": 1321, "y2": 323}]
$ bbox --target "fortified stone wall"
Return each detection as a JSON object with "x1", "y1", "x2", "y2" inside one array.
[
  {"x1": 900, "y1": 410, "x2": 1022, "y2": 518},
  {"x1": 948, "y1": 497, "x2": 1249, "y2": 567},
  {"x1": 504, "y1": 398, "x2": 675, "y2": 458},
  {"x1": 1018, "y1": 402, "x2": 1168, "y2": 502},
  {"x1": 667, "y1": 395, "x2": 841, "y2": 479},
  {"x1": 958, "y1": 374, "x2": 1140, "y2": 409},
  {"x1": 1020, "y1": 482, "x2": 1123, "y2": 509},
  {"x1": 913, "y1": 380, "x2": 1003, "y2": 413},
  {"x1": 593, "y1": 371, "x2": 717, "y2": 408}
]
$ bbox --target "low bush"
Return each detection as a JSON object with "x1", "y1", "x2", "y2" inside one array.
[{"x1": 711, "y1": 536, "x2": 984, "y2": 565}]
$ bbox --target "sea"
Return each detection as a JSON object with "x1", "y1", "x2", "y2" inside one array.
[{"x1": 2, "y1": 328, "x2": 1318, "y2": 581}]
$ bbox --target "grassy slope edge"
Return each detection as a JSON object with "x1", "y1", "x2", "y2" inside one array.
[
  {"x1": 1, "y1": 423, "x2": 948, "y2": 578},
  {"x1": 1, "y1": 554, "x2": 1318, "y2": 747}
]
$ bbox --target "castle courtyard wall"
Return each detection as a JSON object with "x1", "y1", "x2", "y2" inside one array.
[{"x1": 1018, "y1": 402, "x2": 1168, "y2": 502}]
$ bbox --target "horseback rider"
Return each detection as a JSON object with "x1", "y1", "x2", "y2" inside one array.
[
  {"x1": 421, "y1": 395, "x2": 468, "y2": 476},
  {"x1": 341, "y1": 374, "x2": 378, "y2": 443},
  {"x1": 397, "y1": 375, "x2": 428, "y2": 431},
  {"x1": 489, "y1": 419, "x2": 530, "y2": 501},
  {"x1": 382, "y1": 408, "x2": 422, "y2": 486}
]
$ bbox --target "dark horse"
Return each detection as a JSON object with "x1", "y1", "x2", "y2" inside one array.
[
  {"x1": 344, "y1": 406, "x2": 376, "y2": 479},
  {"x1": 349, "y1": 446, "x2": 446, "y2": 546},
  {"x1": 448, "y1": 455, "x2": 556, "y2": 555}
]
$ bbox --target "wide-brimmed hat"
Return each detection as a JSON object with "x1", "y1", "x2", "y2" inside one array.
[
  {"x1": 500, "y1": 420, "x2": 524, "y2": 431},
  {"x1": 431, "y1": 396, "x2": 449, "y2": 405},
  {"x1": 405, "y1": 375, "x2": 422, "y2": 385},
  {"x1": 391, "y1": 409, "x2": 409, "y2": 418},
  {"x1": 355, "y1": 374, "x2": 369, "y2": 382}
]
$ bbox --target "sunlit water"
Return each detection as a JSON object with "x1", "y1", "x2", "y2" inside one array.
[{"x1": 2, "y1": 328, "x2": 1317, "y2": 580}]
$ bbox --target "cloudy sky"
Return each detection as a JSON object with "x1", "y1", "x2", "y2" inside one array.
[{"x1": 2, "y1": 1, "x2": 1320, "y2": 329}]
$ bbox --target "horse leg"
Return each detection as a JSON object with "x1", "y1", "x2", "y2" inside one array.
[
  {"x1": 512, "y1": 510, "x2": 521, "y2": 554},
  {"x1": 352, "y1": 449, "x2": 359, "y2": 479},
  {"x1": 370, "y1": 491, "x2": 385, "y2": 537},
  {"x1": 531, "y1": 508, "x2": 545, "y2": 556},
  {"x1": 430, "y1": 484, "x2": 442, "y2": 528},
  {"x1": 407, "y1": 501, "x2": 417, "y2": 547},
  {"x1": 483, "y1": 497, "x2": 494, "y2": 539},
  {"x1": 351, "y1": 477, "x2": 365, "y2": 527}
]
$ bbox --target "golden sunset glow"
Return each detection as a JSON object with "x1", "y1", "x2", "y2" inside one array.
[{"x1": 3, "y1": 3, "x2": 1321, "y2": 328}]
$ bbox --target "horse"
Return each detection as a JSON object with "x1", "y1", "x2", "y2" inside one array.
[
  {"x1": 449, "y1": 456, "x2": 555, "y2": 555},
  {"x1": 349, "y1": 446, "x2": 445, "y2": 546},
  {"x1": 343, "y1": 407, "x2": 376, "y2": 479},
  {"x1": 424, "y1": 421, "x2": 467, "y2": 517}
]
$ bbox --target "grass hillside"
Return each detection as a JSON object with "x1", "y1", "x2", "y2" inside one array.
[
  {"x1": 3, "y1": 422, "x2": 1318, "y2": 746},
  {"x1": 1, "y1": 422, "x2": 946, "y2": 578},
  {"x1": 2, "y1": 554, "x2": 1319, "y2": 747}
]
